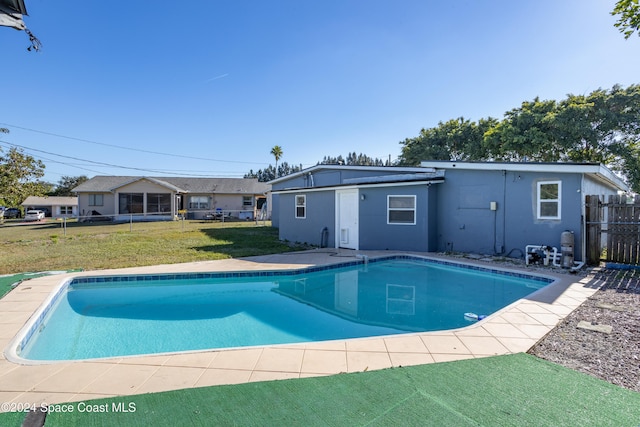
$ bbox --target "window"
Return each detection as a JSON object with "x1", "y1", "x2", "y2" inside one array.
[
  {"x1": 147, "y1": 193, "x2": 171, "y2": 213},
  {"x1": 60, "y1": 206, "x2": 73, "y2": 215},
  {"x1": 88, "y1": 194, "x2": 103, "y2": 206},
  {"x1": 537, "y1": 181, "x2": 561, "y2": 219},
  {"x1": 387, "y1": 195, "x2": 416, "y2": 225},
  {"x1": 118, "y1": 193, "x2": 144, "y2": 214},
  {"x1": 188, "y1": 196, "x2": 209, "y2": 210},
  {"x1": 243, "y1": 196, "x2": 253, "y2": 207},
  {"x1": 295, "y1": 195, "x2": 306, "y2": 219}
]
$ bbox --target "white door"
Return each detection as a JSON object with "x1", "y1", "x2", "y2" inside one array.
[{"x1": 336, "y1": 189, "x2": 359, "y2": 250}]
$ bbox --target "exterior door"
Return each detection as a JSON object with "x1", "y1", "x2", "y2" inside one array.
[{"x1": 336, "y1": 189, "x2": 359, "y2": 250}]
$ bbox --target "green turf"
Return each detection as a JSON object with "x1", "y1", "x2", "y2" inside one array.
[
  {"x1": 1, "y1": 353, "x2": 635, "y2": 427},
  {"x1": 0, "y1": 271, "x2": 82, "y2": 298}
]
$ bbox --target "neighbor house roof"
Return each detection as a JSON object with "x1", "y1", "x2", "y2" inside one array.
[
  {"x1": 22, "y1": 196, "x2": 78, "y2": 206},
  {"x1": 72, "y1": 176, "x2": 270, "y2": 195},
  {"x1": 419, "y1": 161, "x2": 630, "y2": 192}
]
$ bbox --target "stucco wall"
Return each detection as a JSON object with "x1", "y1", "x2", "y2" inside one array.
[
  {"x1": 278, "y1": 191, "x2": 335, "y2": 246},
  {"x1": 435, "y1": 169, "x2": 584, "y2": 259},
  {"x1": 77, "y1": 192, "x2": 115, "y2": 217},
  {"x1": 358, "y1": 184, "x2": 435, "y2": 251}
]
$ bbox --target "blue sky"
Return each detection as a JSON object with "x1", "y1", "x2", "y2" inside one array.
[{"x1": 1, "y1": 0, "x2": 639, "y2": 184}]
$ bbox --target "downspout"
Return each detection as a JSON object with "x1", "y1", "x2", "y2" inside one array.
[{"x1": 580, "y1": 173, "x2": 586, "y2": 263}]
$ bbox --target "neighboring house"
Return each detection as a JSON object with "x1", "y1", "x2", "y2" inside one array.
[
  {"x1": 72, "y1": 176, "x2": 270, "y2": 221},
  {"x1": 269, "y1": 162, "x2": 629, "y2": 262},
  {"x1": 21, "y1": 196, "x2": 78, "y2": 218}
]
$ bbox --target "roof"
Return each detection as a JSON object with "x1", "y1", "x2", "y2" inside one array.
[
  {"x1": 272, "y1": 171, "x2": 445, "y2": 194},
  {"x1": 420, "y1": 161, "x2": 630, "y2": 192},
  {"x1": 72, "y1": 176, "x2": 270, "y2": 195},
  {"x1": 22, "y1": 196, "x2": 78, "y2": 206},
  {"x1": 268, "y1": 165, "x2": 434, "y2": 185}
]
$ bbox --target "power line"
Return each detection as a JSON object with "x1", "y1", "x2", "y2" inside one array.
[
  {"x1": 0, "y1": 122, "x2": 268, "y2": 166},
  {"x1": 0, "y1": 140, "x2": 246, "y2": 177}
]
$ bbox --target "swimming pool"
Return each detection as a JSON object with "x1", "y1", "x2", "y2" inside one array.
[{"x1": 13, "y1": 256, "x2": 553, "y2": 362}]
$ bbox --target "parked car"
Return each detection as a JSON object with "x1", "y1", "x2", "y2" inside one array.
[
  {"x1": 24, "y1": 210, "x2": 45, "y2": 221},
  {"x1": 3, "y1": 208, "x2": 21, "y2": 219}
]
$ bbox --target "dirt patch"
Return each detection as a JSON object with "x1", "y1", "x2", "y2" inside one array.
[{"x1": 528, "y1": 267, "x2": 640, "y2": 392}]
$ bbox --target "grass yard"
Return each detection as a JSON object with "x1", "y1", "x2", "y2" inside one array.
[{"x1": 0, "y1": 219, "x2": 306, "y2": 275}]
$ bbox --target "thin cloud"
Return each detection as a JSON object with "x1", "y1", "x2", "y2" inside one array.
[{"x1": 205, "y1": 73, "x2": 229, "y2": 83}]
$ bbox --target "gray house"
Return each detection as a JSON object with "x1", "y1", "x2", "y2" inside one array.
[
  {"x1": 269, "y1": 162, "x2": 629, "y2": 262},
  {"x1": 73, "y1": 176, "x2": 269, "y2": 221}
]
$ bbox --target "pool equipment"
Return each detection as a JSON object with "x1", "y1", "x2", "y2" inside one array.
[
  {"x1": 525, "y1": 245, "x2": 561, "y2": 267},
  {"x1": 464, "y1": 312, "x2": 487, "y2": 322},
  {"x1": 561, "y1": 231, "x2": 575, "y2": 269}
]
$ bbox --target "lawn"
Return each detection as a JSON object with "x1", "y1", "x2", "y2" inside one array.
[{"x1": 0, "y1": 219, "x2": 305, "y2": 275}]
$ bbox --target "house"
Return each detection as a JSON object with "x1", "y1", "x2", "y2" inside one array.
[
  {"x1": 21, "y1": 196, "x2": 78, "y2": 218},
  {"x1": 269, "y1": 162, "x2": 629, "y2": 262},
  {"x1": 72, "y1": 176, "x2": 270, "y2": 221}
]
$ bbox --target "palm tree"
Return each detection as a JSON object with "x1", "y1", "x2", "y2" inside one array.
[{"x1": 270, "y1": 145, "x2": 283, "y2": 177}]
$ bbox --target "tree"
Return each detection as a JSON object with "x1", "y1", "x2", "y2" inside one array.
[
  {"x1": 399, "y1": 117, "x2": 498, "y2": 166},
  {"x1": 398, "y1": 84, "x2": 640, "y2": 191},
  {"x1": 319, "y1": 152, "x2": 388, "y2": 166},
  {"x1": 50, "y1": 175, "x2": 88, "y2": 196},
  {"x1": 0, "y1": 146, "x2": 47, "y2": 207},
  {"x1": 244, "y1": 162, "x2": 302, "y2": 182},
  {"x1": 270, "y1": 145, "x2": 283, "y2": 177},
  {"x1": 612, "y1": 0, "x2": 640, "y2": 39}
]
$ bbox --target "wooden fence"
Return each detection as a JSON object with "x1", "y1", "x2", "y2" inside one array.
[{"x1": 585, "y1": 194, "x2": 640, "y2": 265}]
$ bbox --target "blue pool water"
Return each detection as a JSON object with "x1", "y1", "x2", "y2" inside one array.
[{"x1": 19, "y1": 257, "x2": 552, "y2": 361}]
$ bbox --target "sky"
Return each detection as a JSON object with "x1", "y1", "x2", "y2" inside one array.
[{"x1": 1, "y1": 0, "x2": 639, "y2": 184}]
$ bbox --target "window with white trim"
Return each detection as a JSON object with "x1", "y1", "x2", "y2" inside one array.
[
  {"x1": 188, "y1": 196, "x2": 209, "y2": 210},
  {"x1": 60, "y1": 206, "x2": 73, "y2": 215},
  {"x1": 537, "y1": 181, "x2": 561, "y2": 219},
  {"x1": 387, "y1": 195, "x2": 416, "y2": 225},
  {"x1": 243, "y1": 196, "x2": 253, "y2": 207},
  {"x1": 295, "y1": 195, "x2": 306, "y2": 219}
]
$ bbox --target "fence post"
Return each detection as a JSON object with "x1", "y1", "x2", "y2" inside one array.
[{"x1": 585, "y1": 195, "x2": 602, "y2": 264}]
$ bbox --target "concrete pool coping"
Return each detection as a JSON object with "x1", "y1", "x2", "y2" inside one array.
[{"x1": 0, "y1": 250, "x2": 598, "y2": 410}]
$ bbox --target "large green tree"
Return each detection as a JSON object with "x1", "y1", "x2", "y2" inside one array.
[
  {"x1": 612, "y1": 0, "x2": 640, "y2": 39},
  {"x1": 400, "y1": 117, "x2": 498, "y2": 165},
  {"x1": 399, "y1": 84, "x2": 640, "y2": 191},
  {"x1": 0, "y1": 146, "x2": 47, "y2": 207}
]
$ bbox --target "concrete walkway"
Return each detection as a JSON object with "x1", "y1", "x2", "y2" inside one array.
[{"x1": 0, "y1": 250, "x2": 598, "y2": 411}]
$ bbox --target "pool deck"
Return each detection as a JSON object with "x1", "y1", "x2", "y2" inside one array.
[{"x1": 0, "y1": 250, "x2": 600, "y2": 410}]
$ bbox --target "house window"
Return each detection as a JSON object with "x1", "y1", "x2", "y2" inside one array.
[
  {"x1": 537, "y1": 181, "x2": 561, "y2": 219},
  {"x1": 295, "y1": 195, "x2": 306, "y2": 219},
  {"x1": 118, "y1": 193, "x2": 144, "y2": 214},
  {"x1": 147, "y1": 193, "x2": 171, "y2": 214},
  {"x1": 88, "y1": 194, "x2": 103, "y2": 206},
  {"x1": 60, "y1": 206, "x2": 73, "y2": 215},
  {"x1": 243, "y1": 196, "x2": 253, "y2": 207},
  {"x1": 188, "y1": 196, "x2": 210, "y2": 210},
  {"x1": 388, "y1": 195, "x2": 416, "y2": 225}
]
